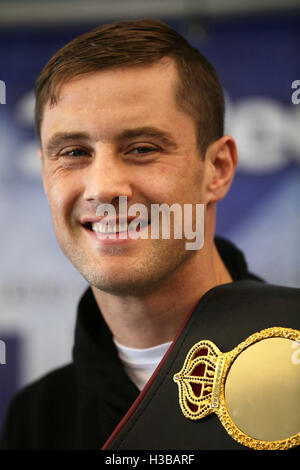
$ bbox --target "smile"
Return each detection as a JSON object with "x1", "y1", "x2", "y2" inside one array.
[
  {"x1": 82, "y1": 218, "x2": 151, "y2": 245},
  {"x1": 91, "y1": 220, "x2": 149, "y2": 234}
]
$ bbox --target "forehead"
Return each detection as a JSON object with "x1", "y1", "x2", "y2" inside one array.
[{"x1": 40, "y1": 58, "x2": 196, "y2": 145}]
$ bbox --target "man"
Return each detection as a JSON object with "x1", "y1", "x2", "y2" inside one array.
[{"x1": 1, "y1": 19, "x2": 299, "y2": 451}]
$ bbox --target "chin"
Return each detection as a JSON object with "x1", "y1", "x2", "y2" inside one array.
[
  {"x1": 82, "y1": 265, "x2": 164, "y2": 297},
  {"x1": 65, "y1": 238, "x2": 193, "y2": 296},
  {"x1": 90, "y1": 275, "x2": 151, "y2": 296}
]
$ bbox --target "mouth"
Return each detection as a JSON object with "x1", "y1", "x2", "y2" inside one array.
[{"x1": 82, "y1": 218, "x2": 150, "y2": 235}]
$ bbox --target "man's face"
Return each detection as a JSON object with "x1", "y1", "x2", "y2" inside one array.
[{"x1": 40, "y1": 58, "x2": 208, "y2": 295}]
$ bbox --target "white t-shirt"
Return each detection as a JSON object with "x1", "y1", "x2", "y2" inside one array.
[{"x1": 113, "y1": 339, "x2": 172, "y2": 391}]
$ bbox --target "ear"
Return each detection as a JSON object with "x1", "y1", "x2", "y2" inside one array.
[{"x1": 203, "y1": 135, "x2": 238, "y2": 204}]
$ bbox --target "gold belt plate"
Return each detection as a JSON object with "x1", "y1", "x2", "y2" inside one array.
[{"x1": 173, "y1": 327, "x2": 300, "y2": 450}]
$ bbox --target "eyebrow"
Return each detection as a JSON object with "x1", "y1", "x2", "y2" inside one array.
[
  {"x1": 43, "y1": 126, "x2": 179, "y2": 155},
  {"x1": 118, "y1": 127, "x2": 178, "y2": 150},
  {"x1": 44, "y1": 132, "x2": 90, "y2": 155}
]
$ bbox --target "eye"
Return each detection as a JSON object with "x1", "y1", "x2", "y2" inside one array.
[
  {"x1": 59, "y1": 147, "x2": 90, "y2": 158},
  {"x1": 129, "y1": 146, "x2": 158, "y2": 156}
]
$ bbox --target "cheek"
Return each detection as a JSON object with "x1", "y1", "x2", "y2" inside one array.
[
  {"x1": 153, "y1": 163, "x2": 202, "y2": 194},
  {"x1": 45, "y1": 173, "x2": 80, "y2": 222},
  {"x1": 133, "y1": 166, "x2": 185, "y2": 206},
  {"x1": 134, "y1": 166, "x2": 172, "y2": 196}
]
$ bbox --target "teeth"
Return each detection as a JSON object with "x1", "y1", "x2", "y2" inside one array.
[{"x1": 92, "y1": 222, "x2": 128, "y2": 233}]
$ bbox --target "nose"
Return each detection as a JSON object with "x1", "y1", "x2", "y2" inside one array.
[{"x1": 83, "y1": 147, "x2": 133, "y2": 204}]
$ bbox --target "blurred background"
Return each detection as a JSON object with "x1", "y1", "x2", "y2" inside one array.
[{"x1": 0, "y1": 0, "x2": 299, "y2": 434}]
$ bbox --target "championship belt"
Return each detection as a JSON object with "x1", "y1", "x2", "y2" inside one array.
[
  {"x1": 102, "y1": 280, "x2": 300, "y2": 450},
  {"x1": 173, "y1": 327, "x2": 300, "y2": 450}
]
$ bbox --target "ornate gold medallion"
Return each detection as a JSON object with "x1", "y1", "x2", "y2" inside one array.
[{"x1": 173, "y1": 327, "x2": 300, "y2": 450}]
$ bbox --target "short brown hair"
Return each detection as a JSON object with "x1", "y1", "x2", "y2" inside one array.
[{"x1": 35, "y1": 18, "x2": 224, "y2": 156}]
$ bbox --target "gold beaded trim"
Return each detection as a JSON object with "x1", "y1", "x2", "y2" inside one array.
[{"x1": 173, "y1": 327, "x2": 300, "y2": 450}]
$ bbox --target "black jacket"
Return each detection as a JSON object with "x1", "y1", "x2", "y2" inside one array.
[{"x1": 0, "y1": 237, "x2": 292, "y2": 450}]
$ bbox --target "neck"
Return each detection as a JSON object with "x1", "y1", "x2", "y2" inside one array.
[{"x1": 91, "y1": 240, "x2": 232, "y2": 348}]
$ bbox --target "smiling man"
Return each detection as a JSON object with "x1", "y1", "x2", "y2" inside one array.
[
  {"x1": 39, "y1": 53, "x2": 235, "y2": 348},
  {"x1": 1, "y1": 19, "x2": 299, "y2": 451}
]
